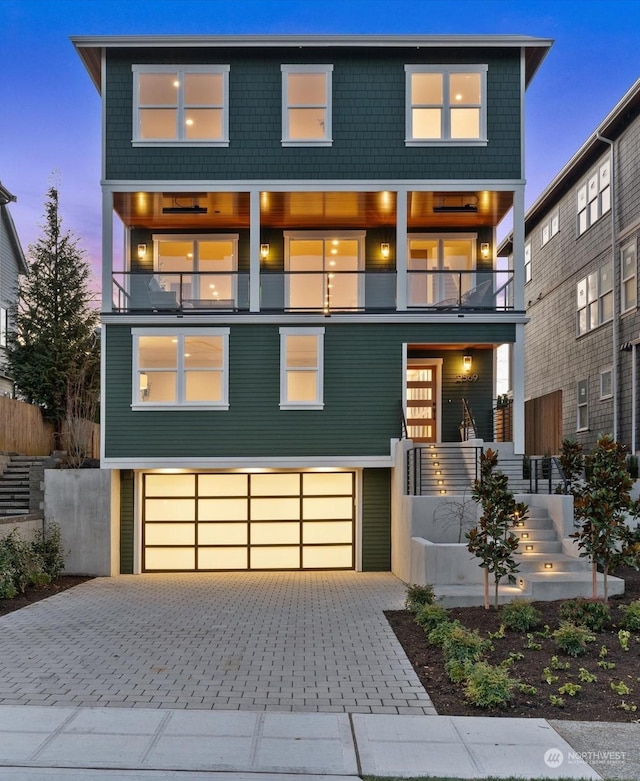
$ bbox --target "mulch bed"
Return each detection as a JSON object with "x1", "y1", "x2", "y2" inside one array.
[
  {"x1": 0, "y1": 576, "x2": 92, "y2": 618},
  {"x1": 386, "y1": 567, "x2": 640, "y2": 722}
]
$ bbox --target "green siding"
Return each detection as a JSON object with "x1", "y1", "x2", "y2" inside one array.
[
  {"x1": 105, "y1": 321, "x2": 513, "y2": 459},
  {"x1": 119, "y1": 470, "x2": 134, "y2": 574},
  {"x1": 105, "y1": 47, "x2": 522, "y2": 182},
  {"x1": 362, "y1": 468, "x2": 391, "y2": 571}
]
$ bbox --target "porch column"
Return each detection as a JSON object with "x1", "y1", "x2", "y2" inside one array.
[
  {"x1": 512, "y1": 186, "x2": 526, "y2": 454},
  {"x1": 249, "y1": 189, "x2": 260, "y2": 312},
  {"x1": 102, "y1": 189, "x2": 113, "y2": 312},
  {"x1": 396, "y1": 189, "x2": 407, "y2": 311},
  {"x1": 512, "y1": 186, "x2": 526, "y2": 311}
]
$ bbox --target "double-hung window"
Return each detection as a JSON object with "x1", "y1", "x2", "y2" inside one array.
[
  {"x1": 132, "y1": 328, "x2": 229, "y2": 409},
  {"x1": 280, "y1": 328, "x2": 324, "y2": 409},
  {"x1": 621, "y1": 240, "x2": 637, "y2": 313},
  {"x1": 0, "y1": 308, "x2": 6, "y2": 348},
  {"x1": 600, "y1": 368, "x2": 613, "y2": 400},
  {"x1": 576, "y1": 158, "x2": 611, "y2": 235},
  {"x1": 576, "y1": 263, "x2": 613, "y2": 336},
  {"x1": 405, "y1": 65, "x2": 487, "y2": 145},
  {"x1": 541, "y1": 210, "x2": 559, "y2": 246},
  {"x1": 281, "y1": 65, "x2": 333, "y2": 146},
  {"x1": 132, "y1": 65, "x2": 229, "y2": 145},
  {"x1": 577, "y1": 379, "x2": 589, "y2": 431},
  {"x1": 524, "y1": 242, "x2": 532, "y2": 284}
]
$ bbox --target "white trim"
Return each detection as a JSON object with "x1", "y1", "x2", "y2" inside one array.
[
  {"x1": 279, "y1": 326, "x2": 325, "y2": 409},
  {"x1": 104, "y1": 455, "x2": 394, "y2": 468},
  {"x1": 102, "y1": 179, "x2": 525, "y2": 191},
  {"x1": 131, "y1": 64, "x2": 230, "y2": 146},
  {"x1": 134, "y1": 471, "x2": 143, "y2": 574},
  {"x1": 281, "y1": 64, "x2": 333, "y2": 146},
  {"x1": 355, "y1": 469, "x2": 363, "y2": 572}
]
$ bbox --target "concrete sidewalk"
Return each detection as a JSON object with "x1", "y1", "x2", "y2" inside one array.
[{"x1": 0, "y1": 704, "x2": 620, "y2": 780}]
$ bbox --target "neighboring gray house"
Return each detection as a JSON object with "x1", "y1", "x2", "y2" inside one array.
[
  {"x1": 0, "y1": 182, "x2": 28, "y2": 396},
  {"x1": 500, "y1": 79, "x2": 640, "y2": 456}
]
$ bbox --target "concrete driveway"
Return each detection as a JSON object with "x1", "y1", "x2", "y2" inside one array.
[{"x1": 0, "y1": 571, "x2": 435, "y2": 714}]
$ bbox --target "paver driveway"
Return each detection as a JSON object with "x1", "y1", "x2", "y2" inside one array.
[{"x1": 0, "y1": 571, "x2": 435, "y2": 714}]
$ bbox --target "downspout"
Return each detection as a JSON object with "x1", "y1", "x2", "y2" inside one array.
[{"x1": 597, "y1": 133, "x2": 617, "y2": 440}]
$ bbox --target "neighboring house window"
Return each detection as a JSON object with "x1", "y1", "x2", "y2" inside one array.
[
  {"x1": 577, "y1": 379, "x2": 589, "y2": 431},
  {"x1": 153, "y1": 234, "x2": 238, "y2": 307},
  {"x1": 405, "y1": 65, "x2": 487, "y2": 145},
  {"x1": 524, "y1": 242, "x2": 532, "y2": 284},
  {"x1": 576, "y1": 157, "x2": 611, "y2": 236},
  {"x1": 576, "y1": 262, "x2": 613, "y2": 336},
  {"x1": 132, "y1": 328, "x2": 229, "y2": 409},
  {"x1": 0, "y1": 308, "x2": 6, "y2": 348},
  {"x1": 132, "y1": 65, "x2": 229, "y2": 145},
  {"x1": 407, "y1": 234, "x2": 477, "y2": 306},
  {"x1": 284, "y1": 231, "x2": 364, "y2": 311},
  {"x1": 600, "y1": 368, "x2": 613, "y2": 400},
  {"x1": 281, "y1": 65, "x2": 333, "y2": 146},
  {"x1": 280, "y1": 327, "x2": 324, "y2": 409},
  {"x1": 621, "y1": 240, "x2": 637, "y2": 313},
  {"x1": 541, "y1": 209, "x2": 559, "y2": 246}
]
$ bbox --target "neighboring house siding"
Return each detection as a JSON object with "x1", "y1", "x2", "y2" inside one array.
[
  {"x1": 104, "y1": 321, "x2": 513, "y2": 459},
  {"x1": 361, "y1": 467, "x2": 391, "y2": 571},
  {"x1": 119, "y1": 469, "x2": 135, "y2": 574},
  {"x1": 0, "y1": 209, "x2": 22, "y2": 391},
  {"x1": 104, "y1": 48, "x2": 522, "y2": 181}
]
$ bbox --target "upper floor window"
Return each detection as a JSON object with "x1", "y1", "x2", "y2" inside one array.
[
  {"x1": 405, "y1": 65, "x2": 487, "y2": 145},
  {"x1": 621, "y1": 240, "x2": 637, "y2": 313},
  {"x1": 132, "y1": 328, "x2": 229, "y2": 410},
  {"x1": 577, "y1": 158, "x2": 610, "y2": 236},
  {"x1": 600, "y1": 367, "x2": 613, "y2": 400},
  {"x1": 407, "y1": 234, "x2": 477, "y2": 307},
  {"x1": 132, "y1": 65, "x2": 229, "y2": 146},
  {"x1": 280, "y1": 327, "x2": 324, "y2": 409},
  {"x1": 577, "y1": 378, "x2": 589, "y2": 431},
  {"x1": 524, "y1": 242, "x2": 532, "y2": 284},
  {"x1": 0, "y1": 308, "x2": 6, "y2": 348},
  {"x1": 281, "y1": 65, "x2": 333, "y2": 146},
  {"x1": 541, "y1": 210, "x2": 559, "y2": 246},
  {"x1": 576, "y1": 262, "x2": 613, "y2": 336}
]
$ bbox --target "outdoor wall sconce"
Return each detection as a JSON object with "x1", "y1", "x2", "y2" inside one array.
[
  {"x1": 260, "y1": 243, "x2": 270, "y2": 259},
  {"x1": 380, "y1": 242, "x2": 390, "y2": 259},
  {"x1": 463, "y1": 355, "x2": 472, "y2": 372},
  {"x1": 480, "y1": 242, "x2": 490, "y2": 258},
  {"x1": 137, "y1": 243, "x2": 147, "y2": 259}
]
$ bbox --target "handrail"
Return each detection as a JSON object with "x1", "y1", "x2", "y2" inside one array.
[
  {"x1": 461, "y1": 399, "x2": 477, "y2": 441},
  {"x1": 399, "y1": 401, "x2": 408, "y2": 440}
]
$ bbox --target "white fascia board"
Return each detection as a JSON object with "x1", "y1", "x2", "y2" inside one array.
[
  {"x1": 102, "y1": 179, "x2": 524, "y2": 192},
  {"x1": 102, "y1": 455, "x2": 394, "y2": 469}
]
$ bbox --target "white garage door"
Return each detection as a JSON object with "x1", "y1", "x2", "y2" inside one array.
[{"x1": 142, "y1": 471, "x2": 355, "y2": 571}]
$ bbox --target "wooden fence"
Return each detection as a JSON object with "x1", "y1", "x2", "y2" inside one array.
[{"x1": 0, "y1": 396, "x2": 99, "y2": 458}]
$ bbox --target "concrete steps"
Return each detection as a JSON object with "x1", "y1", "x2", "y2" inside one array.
[{"x1": 0, "y1": 456, "x2": 48, "y2": 518}]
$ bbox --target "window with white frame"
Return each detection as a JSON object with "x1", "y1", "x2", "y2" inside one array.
[
  {"x1": 132, "y1": 65, "x2": 229, "y2": 145},
  {"x1": 576, "y1": 262, "x2": 613, "y2": 336},
  {"x1": 577, "y1": 378, "x2": 589, "y2": 430},
  {"x1": 524, "y1": 242, "x2": 532, "y2": 284},
  {"x1": 281, "y1": 65, "x2": 333, "y2": 146},
  {"x1": 405, "y1": 65, "x2": 487, "y2": 144},
  {"x1": 600, "y1": 368, "x2": 613, "y2": 400},
  {"x1": 576, "y1": 158, "x2": 611, "y2": 236},
  {"x1": 132, "y1": 328, "x2": 229, "y2": 409},
  {"x1": 0, "y1": 308, "x2": 6, "y2": 348},
  {"x1": 407, "y1": 234, "x2": 476, "y2": 306},
  {"x1": 280, "y1": 328, "x2": 324, "y2": 409},
  {"x1": 541, "y1": 209, "x2": 559, "y2": 246},
  {"x1": 621, "y1": 240, "x2": 637, "y2": 313}
]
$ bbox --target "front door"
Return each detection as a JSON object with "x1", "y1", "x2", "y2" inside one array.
[{"x1": 406, "y1": 360, "x2": 440, "y2": 442}]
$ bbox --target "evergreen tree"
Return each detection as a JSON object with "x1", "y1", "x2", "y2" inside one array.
[{"x1": 7, "y1": 187, "x2": 99, "y2": 442}]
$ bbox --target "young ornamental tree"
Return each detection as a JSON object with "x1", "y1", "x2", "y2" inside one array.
[
  {"x1": 572, "y1": 434, "x2": 640, "y2": 601},
  {"x1": 7, "y1": 186, "x2": 99, "y2": 448},
  {"x1": 467, "y1": 448, "x2": 529, "y2": 610}
]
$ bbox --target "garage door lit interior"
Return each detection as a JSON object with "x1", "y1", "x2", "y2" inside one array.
[{"x1": 143, "y1": 471, "x2": 355, "y2": 571}]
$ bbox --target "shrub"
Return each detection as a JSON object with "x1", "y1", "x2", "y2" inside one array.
[
  {"x1": 404, "y1": 583, "x2": 435, "y2": 613},
  {"x1": 415, "y1": 603, "x2": 449, "y2": 632},
  {"x1": 559, "y1": 598, "x2": 611, "y2": 632},
  {"x1": 553, "y1": 621, "x2": 596, "y2": 657},
  {"x1": 500, "y1": 599, "x2": 541, "y2": 632},
  {"x1": 619, "y1": 600, "x2": 640, "y2": 632},
  {"x1": 0, "y1": 530, "x2": 34, "y2": 594},
  {"x1": 445, "y1": 657, "x2": 474, "y2": 684},
  {"x1": 463, "y1": 661, "x2": 517, "y2": 708},
  {"x1": 31, "y1": 524, "x2": 65, "y2": 580},
  {"x1": 0, "y1": 526, "x2": 65, "y2": 600},
  {"x1": 441, "y1": 625, "x2": 491, "y2": 664},
  {"x1": 427, "y1": 619, "x2": 463, "y2": 648}
]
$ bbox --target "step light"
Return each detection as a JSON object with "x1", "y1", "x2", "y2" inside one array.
[
  {"x1": 544, "y1": 562, "x2": 553, "y2": 569},
  {"x1": 525, "y1": 545, "x2": 534, "y2": 551},
  {"x1": 521, "y1": 533, "x2": 529, "y2": 539}
]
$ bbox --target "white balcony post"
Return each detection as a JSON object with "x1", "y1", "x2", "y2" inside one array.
[
  {"x1": 512, "y1": 185, "x2": 526, "y2": 453},
  {"x1": 249, "y1": 190, "x2": 260, "y2": 312},
  {"x1": 102, "y1": 189, "x2": 113, "y2": 312},
  {"x1": 396, "y1": 189, "x2": 408, "y2": 311}
]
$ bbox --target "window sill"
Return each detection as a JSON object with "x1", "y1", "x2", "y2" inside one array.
[
  {"x1": 131, "y1": 404, "x2": 230, "y2": 411},
  {"x1": 132, "y1": 140, "x2": 230, "y2": 148},
  {"x1": 405, "y1": 138, "x2": 487, "y2": 147},
  {"x1": 281, "y1": 140, "x2": 332, "y2": 147},
  {"x1": 279, "y1": 403, "x2": 324, "y2": 410}
]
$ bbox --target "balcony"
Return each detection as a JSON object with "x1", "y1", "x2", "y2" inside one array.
[{"x1": 111, "y1": 270, "x2": 513, "y2": 314}]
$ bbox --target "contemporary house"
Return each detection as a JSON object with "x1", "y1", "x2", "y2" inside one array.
[
  {"x1": 0, "y1": 182, "x2": 27, "y2": 396},
  {"x1": 72, "y1": 34, "x2": 552, "y2": 577},
  {"x1": 500, "y1": 78, "x2": 640, "y2": 456}
]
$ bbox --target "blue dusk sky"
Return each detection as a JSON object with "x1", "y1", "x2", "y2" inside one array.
[{"x1": 1, "y1": 0, "x2": 640, "y2": 283}]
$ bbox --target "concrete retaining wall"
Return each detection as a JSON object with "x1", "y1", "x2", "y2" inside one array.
[
  {"x1": 0, "y1": 515, "x2": 43, "y2": 543},
  {"x1": 44, "y1": 469, "x2": 120, "y2": 577}
]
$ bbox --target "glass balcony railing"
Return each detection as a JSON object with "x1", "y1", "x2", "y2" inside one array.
[{"x1": 111, "y1": 270, "x2": 514, "y2": 313}]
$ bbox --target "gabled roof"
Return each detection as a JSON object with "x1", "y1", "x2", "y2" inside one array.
[
  {"x1": 0, "y1": 182, "x2": 28, "y2": 275},
  {"x1": 71, "y1": 34, "x2": 552, "y2": 93},
  {"x1": 499, "y1": 77, "x2": 640, "y2": 255}
]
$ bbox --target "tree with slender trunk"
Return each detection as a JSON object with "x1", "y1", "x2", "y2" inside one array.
[{"x1": 7, "y1": 186, "x2": 99, "y2": 452}]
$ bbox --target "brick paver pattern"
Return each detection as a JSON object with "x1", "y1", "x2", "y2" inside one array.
[{"x1": 0, "y1": 572, "x2": 436, "y2": 714}]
